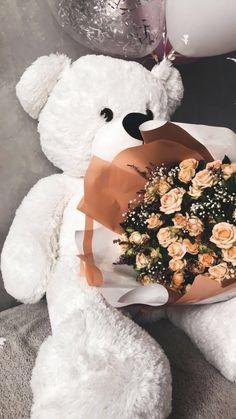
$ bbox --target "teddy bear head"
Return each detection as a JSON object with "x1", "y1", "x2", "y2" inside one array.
[{"x1": 16, "y1": 54, "x2": 183, "y2": 176}]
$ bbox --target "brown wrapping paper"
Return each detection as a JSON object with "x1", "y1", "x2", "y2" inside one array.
[
  {"x1": 77, "y1": 122, "x2": 236, "y2": 305},
  {"x1": 79, "y1": 122, "x2": 212, "y2": 234}
]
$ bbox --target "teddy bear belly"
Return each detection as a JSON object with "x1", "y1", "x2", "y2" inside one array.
[{"x1": 58, "y1": 182, "x2": 86, "y2": 260}]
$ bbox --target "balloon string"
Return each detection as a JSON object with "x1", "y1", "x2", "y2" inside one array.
[
  {"x1": 167, "y1": 48, "x2": 177, "y2": 61},
  {"x1": 151, "y1": 52, "x2": 159, "y2": 63},
  {"x1": 162, "y1": 16, "x2": 182, "y2": 61},
  {"x1": 167, "y1": 49, "x2": 184, "y2": 61},
  {"x1": 151, "y1": 27, "x2": 180, "y2": 64},
  {"x1": 162, "y1": 22, "x2": 168, "y2": 60},
  {"x1": 150, "y1": 21, "x2": 183, "y2": 65}
]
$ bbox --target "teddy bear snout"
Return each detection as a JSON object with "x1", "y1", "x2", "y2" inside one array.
[{"x1": 122, "y1": 112, "x2": 154, "y2": 141}]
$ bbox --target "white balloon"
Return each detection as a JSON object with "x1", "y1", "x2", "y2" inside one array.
[{"x1": 166, "y1": 0, "x2": 236, "y2": 57}]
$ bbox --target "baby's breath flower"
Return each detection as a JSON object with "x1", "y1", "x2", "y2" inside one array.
[{"x1": 116, "y1": 157, "x2": 236, "y2": 296}]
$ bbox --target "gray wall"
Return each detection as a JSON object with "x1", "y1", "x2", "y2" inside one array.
[
  {"x1": 0, "y1": 0, "x2": 91, "y2": 310},
  {"x1": 1, "y1": 1, "x2": 235, "y2": 311}
]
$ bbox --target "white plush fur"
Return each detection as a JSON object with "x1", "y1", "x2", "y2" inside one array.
[
  {"x1": 151, "y1": 60, "x2": 183, "y2": 116},
  {"x1": 1, "y1": 53, "x2": 236, "y2": 418},
  {"x1": 1, "y1": 174, "x2": 79, "y2": 303},
  {"x1": 167, "y1": 298, "x2": 236, "y2": 382},
  {"x1": 31, "y1": 269, "x2": 172, "y2": 419},
  {"x1": 16, "y1": 54, "x2": 71, "y2": 119},
  {"x1": 19, "y1": 55, "x2": 183, "y2": 178}
]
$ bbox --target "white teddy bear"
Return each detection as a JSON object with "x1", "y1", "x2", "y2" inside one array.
[{"x1": 1, "y1": 54, "x2": 236, "y2": 419}]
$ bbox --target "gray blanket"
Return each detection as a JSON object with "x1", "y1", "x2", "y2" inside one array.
[{"x1": 0, "y1": 302, "x2": 236, "y2": 419}]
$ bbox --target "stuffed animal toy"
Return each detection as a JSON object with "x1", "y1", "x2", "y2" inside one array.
[{"x1": 1, "y1": 54, "x2": 236, "y2": 419}]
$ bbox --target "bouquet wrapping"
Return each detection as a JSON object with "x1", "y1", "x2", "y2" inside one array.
[{"x1": 76, "y1": 122, "x2": 236, "y2": 307}]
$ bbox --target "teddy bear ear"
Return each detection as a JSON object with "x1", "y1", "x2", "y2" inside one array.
[
  {"x1": 151, "y1": 59, "x2": 184, "y2": 116},
  {"x1": 16, "y1": 53, "x2": 71, "y2": 119}
]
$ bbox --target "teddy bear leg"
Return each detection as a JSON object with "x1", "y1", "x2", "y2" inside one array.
[
  {"x1": 46, "y1": 256, "x2": 94, "y2": 333},
  {"x1": 166, "y1": 297, "x2": 236, "y2": 381},
  {"x1": 32, "y1": 258, "x2": 172, "y2": 419}
]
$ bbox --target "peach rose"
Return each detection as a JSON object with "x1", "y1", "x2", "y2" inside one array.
[
  {"x1": 172, "y1": 213, "x2": 187, "y2": 228},
  {"x1": 141, "y1": 234, "x2": 150, "y2": 244},
  {"x1": 129, "y1": 232, "x2": 150, "y2": 245},
  {"x1": 119, "y1": 233, "x2": 129, "y2": 253},
  {"x1": 183, "y1": 239, "x2": 199, "y2": 255},
  {"x1": 140, "y1": 275, "x2": 152, "y2": 285},
  {"x1": 120, "y1": 233, "x2": 128, "y2": 242},
  {"x1": 144, "y1": 191, "x2": 155, "y2": 204},
  {"x1": 144, "y1": 182, "x2": 158, "y2": 203},
  {"x1": 210, "y1": 222, "x2": 236, "y2": 249},
  {"x1": 172, "y1": 271, "x2": 185, "y2": 286},
  {"x1": 185, "y1": 284, "x2": 192, "y2": 293},
  {"x1": 146, "y1": 182, "x2": 158, "y2": 195},
  {"x1": 119, "y1": 244, "x2": 129, "y2": 253},
  {"x1": 129, "y1": 231, "x2": 142, "y2": 245},
  {"x1": 178, "y1": 167, "x2": 195, "y2": 183},
  {"x1": 147, "y1": 213, "x2": 163, "y2": 229},
  {"x1": 150, "y1": 248, "x2": 160, "y2": 258},
  {"x1": 221, "y1": 163, "x2": 236, "y2": 180},
  {"x1": 206, "y1": 160, "x2": 222, "y2": 170},
  {"x1": 158, "y1": 178, "x2": 172, "y2": 196},
  {"x1": 188, "y1": 185, "x2": 202, "y2": 198},
  {"x1": 168, "y1": 242, "x2": 186, "y2": 260},
  {"x1": 192, "y1": 169, "x2": 216, "y2": 189},
  {"x1": 145, "y1": 178, "x2": 171, "y2": 201},
  {"x1": 186, "y1": 216, "x2": 204, "y2": 237},
  {"x1": 189, "y1": 260, "x2": 205, "y2": 274},
  {"x1": 136, "y1": 253, "x2": 151, "y2": 270},
  {"x1": 222, "y1": 246, "x2": 236, "y2": 266},
  {"x1": 157, "y1": 227, "x2": 176, "y2": 248},
  {"x1": 198, "y1": 253, "x2": 215, "y2": 267},
  {"x1": 180, "y1": 159, "x2": 198, "y2": 170},
  {"x1": 169, "y1": 258, "x2": 186, "y2": 271},
  {"x1": 208, "y1": 262, "x2": 229, "y2": 283},
  {"x1": 160, "y1": 187, "x2": 185, "y2": 215}
]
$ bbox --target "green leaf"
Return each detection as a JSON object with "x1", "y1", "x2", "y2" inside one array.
[
  {"x1": 198, "y1": 244, "x2": 214, "y2": 254},
  {"x1": 149, "y1": 247, "x2": 162, "y2": 259},
  {"x1": 126, "y1": 227, "x2": 134, "y2": 233},
  {"x1": 127, "y1": 248, "x2": 135, "y2": 256},
  {"x1": 225, "y1": 177, "x2": 235, "y2": 193}
]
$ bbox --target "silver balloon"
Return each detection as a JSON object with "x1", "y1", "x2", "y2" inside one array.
[{"x1": 48, "y1": 0, "x2": 165, "y2": 58}]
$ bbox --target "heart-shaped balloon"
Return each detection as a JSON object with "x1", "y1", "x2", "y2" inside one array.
[{"x1": 166, "y1": 0, "x2": 236, "y2": 57}]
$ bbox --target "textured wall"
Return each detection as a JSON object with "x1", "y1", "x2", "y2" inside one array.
[
  {"x1": 0, "y1": 0, "x2": 91, "y2": 310},
  {"x1": 0, "y1": 0, "x2": 235, "y2": 310}
]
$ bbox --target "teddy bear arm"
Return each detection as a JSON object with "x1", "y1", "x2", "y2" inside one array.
[
  {"x1": 1, "y1": 174, "x2": 78, "y2": 304},
  {"x1": 167, "y1": 297, "x2": 236, "y2": 381}
]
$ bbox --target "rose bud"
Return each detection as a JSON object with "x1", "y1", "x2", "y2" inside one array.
[
  {"x1": 172, "y1": 271, "x2": 185, "y2": 287},
  {"x1": 136, "y1": 253, "x2": 151, "y2": 270},
  {"x1": 198, "y1": 253, "x2": 215, "y2": 267},
  {"x1": 147, "y1": 213, "x2": 163, "y2": 229},
  {"x1": 208, "y1": 262, "x2": 229, "y2": 283}
]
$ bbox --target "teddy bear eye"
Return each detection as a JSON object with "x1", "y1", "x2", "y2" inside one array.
[
  {"x1": 100, "y1": 108, "x2": 113, "y2": 122},
  {"x1": 146, "y1": 109, "x2": 154, "y2": 120}
]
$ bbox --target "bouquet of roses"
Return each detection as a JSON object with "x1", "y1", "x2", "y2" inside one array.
[
  {"x1": 116, "y1": 157, "x2": 236, "y2": 295},
  {"x1": 77, "y1": 121, "x2": 236, "y2": 307}
]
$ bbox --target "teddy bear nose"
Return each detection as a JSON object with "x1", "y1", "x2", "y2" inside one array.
[{"x1": 122, "y1": 112, "x2": 153, "y2": 141}]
